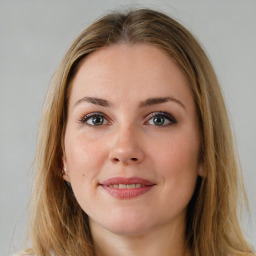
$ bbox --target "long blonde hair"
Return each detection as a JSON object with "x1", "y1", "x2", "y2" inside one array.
[{"x1": 25, "y1": 8, "x2": 254, "y2": 256}]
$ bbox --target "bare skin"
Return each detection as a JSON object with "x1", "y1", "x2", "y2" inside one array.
[
  {"x1": 63, "y1": 43, "x2": 202, "y2": 256},
  {"x1": 91, "y1": 215, "x2": 191, "y2": 256}
]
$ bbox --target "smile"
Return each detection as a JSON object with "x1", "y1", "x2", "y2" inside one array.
[
  {"x1": 106, "y1": 184, "x2": 146, "y2": 189},
  {"x1": 100, "y1": 177, "x2": 155, "y2": 199}
]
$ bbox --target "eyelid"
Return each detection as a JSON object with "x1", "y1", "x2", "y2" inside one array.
[
  {"x1": 145, "y1": 111, "x2": 177, "y2": 126},
  {"x1": 78, "y1": 112, "x2": 110, "y2": 125},
  {"x1": 78, "y1": 111, "x2": 177, "y2": 126}
]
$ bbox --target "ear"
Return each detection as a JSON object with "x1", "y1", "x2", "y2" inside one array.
[
  {"x1": 197, "y1": 162, "x2": 205, "y2": 177},
  {"x1": 62, "y1": 156, "x2": 71, "y2": 182}
]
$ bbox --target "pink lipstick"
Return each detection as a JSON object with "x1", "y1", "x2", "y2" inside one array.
[{"x1": 100, "y1": 177, "x2": 155, "y2": 199}]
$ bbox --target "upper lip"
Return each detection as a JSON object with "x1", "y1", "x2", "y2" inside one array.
[{"x1": 100, "y1": 177, "x2": 155, "y2": 186}]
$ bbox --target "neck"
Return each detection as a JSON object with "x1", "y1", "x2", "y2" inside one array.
[{"x1": 90, "y1": 218, "x2": 191, "y2": 256}]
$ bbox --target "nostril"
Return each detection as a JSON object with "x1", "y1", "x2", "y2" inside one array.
[{"x1": 112, "y1": 157, "x2": 138, "y2": 163}]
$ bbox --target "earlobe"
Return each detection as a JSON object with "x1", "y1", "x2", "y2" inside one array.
[
  {"x1": 62, "y1": 157, "x2": 71, "y2": 182},
  {"x1": 63, "y1": 167, "x2": 71, "y2": 183}
]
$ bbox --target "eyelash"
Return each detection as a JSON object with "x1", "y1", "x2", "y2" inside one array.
[
  {"x1": 147, "y1": 111, "x2": 177, "y2": 126},
  {"x1": 79, "y1": 111, "x2": 177, "y2": 127},
  {"x1": 79, "y1": 112, "x2": 109, "y2": 126}
]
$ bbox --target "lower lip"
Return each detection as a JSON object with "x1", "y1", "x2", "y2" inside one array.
[{"x1": 100, "y1": 185, "x2": 153, "y2": 199}]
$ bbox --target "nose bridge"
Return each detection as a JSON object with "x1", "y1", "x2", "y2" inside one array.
[{"x1": 109, "y1": 123, "x2": 144, "y2": 165}]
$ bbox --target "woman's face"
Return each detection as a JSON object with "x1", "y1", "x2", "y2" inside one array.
[{"x1": 63, "y1": 44, "x2": 203, "y2": 236}]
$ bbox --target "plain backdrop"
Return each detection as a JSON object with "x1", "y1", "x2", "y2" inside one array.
[{"x1": 0, "y1": 0, "x2": 255, "y2": 255}]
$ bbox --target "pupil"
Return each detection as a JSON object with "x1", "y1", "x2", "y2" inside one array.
[
  {"x1": 92, "y1": 116, "x2": 103, "y2": 125},
  {"x1": 154, "y1": 116, "x2": 164, "y2": 125}
]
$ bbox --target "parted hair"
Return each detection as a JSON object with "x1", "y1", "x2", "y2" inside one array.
[{"x1": 24, "y1": 8, "x2": 254, "y2": 256}]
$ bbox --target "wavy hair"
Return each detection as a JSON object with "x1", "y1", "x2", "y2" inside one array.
[{"x1": 24, "y1": 8, "x2": 254, "y2": 256}]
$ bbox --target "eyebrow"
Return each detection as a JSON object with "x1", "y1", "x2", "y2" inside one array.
[
  {"x1": 73, "y1": 96, "x2": 185, "y2": 109},
  {"x1": 74, "y1": 96, "x2": 111, "y2": 108},
  {"x1": 139, "y1": 96, "x2": 186, "y2": 109}
]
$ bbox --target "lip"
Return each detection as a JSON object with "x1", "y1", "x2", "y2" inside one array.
[{"x1": 99, "y1": 177, "x2": 155, "y2": 199}]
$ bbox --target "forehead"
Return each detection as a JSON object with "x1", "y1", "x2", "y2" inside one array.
[{"x1": 68, "y1": 43, "x2": 193, "y2": 107}]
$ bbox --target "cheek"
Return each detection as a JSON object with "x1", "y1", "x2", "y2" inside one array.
[
  {"x1": 150, "y1": 133, "x2": 200, "y2": 199},
  {"x1": 65, "y1": 132, "x2": 106, "y2": 183},
  {"x1": 64, "y1": 134, "x2": 104, "y2": 212},
  {"x1": 151, "y1": 131, "x2": 200, "y2": 172}
]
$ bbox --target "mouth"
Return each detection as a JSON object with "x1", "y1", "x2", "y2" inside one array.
[
  {"x1": 99, "y1": 177, "x2": 155, "y2": 199},
  {"x1": 106, "y1": 183, "x2": 147, "y2": 189}
]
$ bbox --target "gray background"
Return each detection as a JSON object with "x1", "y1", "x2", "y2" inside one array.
[{"x1": 0, "y1": 0, "x2": 255, "y2": 255}]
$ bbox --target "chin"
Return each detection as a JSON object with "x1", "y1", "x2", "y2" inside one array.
[
  {"x1": 90, "y1": 208, "x2": 155, "y2": 237},
  {"x1": 106, "y1": 221, "x2": 153, "y2": 237}
]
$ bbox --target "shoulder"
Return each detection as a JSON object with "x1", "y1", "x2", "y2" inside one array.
[{"x1": 11, "y1": 252, "x2": 35, "y2": 256}]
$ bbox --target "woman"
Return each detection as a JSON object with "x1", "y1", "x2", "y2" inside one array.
[{"x1": 20, "y1": 8, "x2": 254, "y2": 256}]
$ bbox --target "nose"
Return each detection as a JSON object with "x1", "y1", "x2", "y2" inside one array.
[{"x1": 108, "y1": 126, "x2": 145, "y2": 165}]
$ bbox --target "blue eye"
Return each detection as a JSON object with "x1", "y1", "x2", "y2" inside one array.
[
  {"x1": 147, "y1": 112, "x2": 177, "y2": 126},
  {"x1": 81, "y1": 113, "x2": 108, "y2": 126}
]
